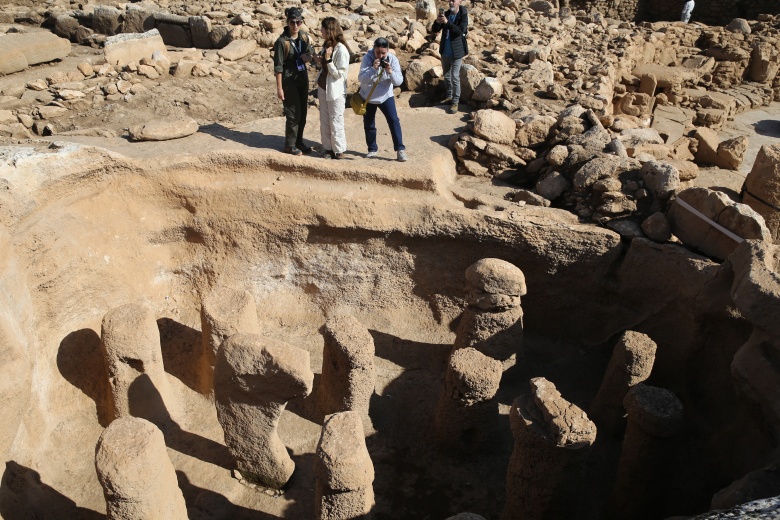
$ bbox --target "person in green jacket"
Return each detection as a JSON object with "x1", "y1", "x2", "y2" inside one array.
[{"x1": 273, "y1": 7, "x2": 314, "y2": 155}]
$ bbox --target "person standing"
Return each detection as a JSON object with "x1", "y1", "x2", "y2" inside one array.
[
  {"x1": 273, "y1": 7, "x2": 314, "y2": 155},
  {"x1": 431, "y1": 0, "x2": 468, "y2": 114},
  {"x1": 314, "y1": 17, "x2": 350, "y2": 159},
  {"x1": 358, "y1": 37, "x2": 407, "y2": 162},
  {"x1": 681, "y1": 0, "x2": 695, "y2": 23}
]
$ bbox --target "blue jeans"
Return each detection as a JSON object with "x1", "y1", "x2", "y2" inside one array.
[
  {"x1": 363, "y1": 97, "x2": 405, "y2": 152},
  {"x1": 441, "y1": 55, "x2": 462, "y2": 104}
]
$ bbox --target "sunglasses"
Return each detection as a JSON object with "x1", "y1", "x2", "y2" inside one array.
[{"x1": 289, "y1": 19, "x2": 303, "y2": 25}]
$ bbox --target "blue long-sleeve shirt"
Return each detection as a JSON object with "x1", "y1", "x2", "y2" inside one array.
[{"x1": 358, "y1": 49, "x2": 403, "y2": 104}]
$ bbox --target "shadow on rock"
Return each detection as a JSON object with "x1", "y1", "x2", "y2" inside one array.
[
  {"x1": 199, "y1": 122, "x2": 284, "y2": 150},
  {"x1": 157, "y1": 317, "x2": 204, "y2": 394},
  {"x1": 176, "y1": 470, "x2": 277, "y2": 520},
  {"x1": 56, "y1": 328, "x2": 114, "y2": 427},
  {"x1": 128, "y1": 375, "x2": 235, "y2": 471},
  {"x1": 753, "y1": 119, "x2": 780, "y2": 138},
  {"x1": 0, "y1": 461, "x2": 103, "y2": 520}
]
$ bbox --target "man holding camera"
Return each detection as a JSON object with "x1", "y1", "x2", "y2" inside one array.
[
  {"x1": 431, "y1": 0, "x2": 468, "y2": 114},
  {"x1": 358, "y1": 37, "x2": 407, "y2": 162}
]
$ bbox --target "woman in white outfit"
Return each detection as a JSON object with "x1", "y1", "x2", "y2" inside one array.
[{"x1": 315, "y1": 17, "x2": 350, "y2": 159}]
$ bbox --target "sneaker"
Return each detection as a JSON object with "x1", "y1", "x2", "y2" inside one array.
[
  {"x1": 397, "y1": 149, "x2": 407, "y2": 162},
  {"x1": 448, "y1": 103, "x2": 458, "y2": 114},
  {"x1": 296, "y1": 142, "x2": 312, "y2": 154},
  {"x1": 284, "y1": 146, "x2": 303, "y2": 156},
  {"x1": 366, "y1": 150, "x2": 378, "y2": 159},
  {"x1": 322, "y1": 149, "x2": 334, "y2": 158},
  {"x1": 333, "y1": 152, "x2": 343, "y2": 160}
]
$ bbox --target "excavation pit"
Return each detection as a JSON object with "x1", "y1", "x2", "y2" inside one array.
[{"x1": 0, "y1": 113, "x2": 776, "y2": 519}]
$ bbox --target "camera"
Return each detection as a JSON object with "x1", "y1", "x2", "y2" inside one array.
[
  {"x1": 439, "y1": 7, "x2": 445, "y2": 15},
  {"x1": 379, "y1": 57, "x2": 389, "y2": 68}
]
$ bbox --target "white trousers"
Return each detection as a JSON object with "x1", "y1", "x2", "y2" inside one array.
[{"x1": 318, "y1": 88, "x2": 347, "y2": 154}]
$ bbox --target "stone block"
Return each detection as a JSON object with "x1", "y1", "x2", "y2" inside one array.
[{"x1": 105, "y1": 29, "x2": 168, "y2": 69}]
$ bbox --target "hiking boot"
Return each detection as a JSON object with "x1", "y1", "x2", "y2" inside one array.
[
  {"x1": 284, "y1": 146, "x2": 303, "y2": 156},
  {"x1": 440, "y1": 96, "x2": 452, "y2": 105},
  {"x1": 397, "y1": 149, "x2": 408, "y2": 162},
  {"x1": 448, "y1": 103, "x2": 458, "y2": 114},
  {"x1": 366, "y1": 150, "x2": 378, "y2": 159},
  {"x1": 296, "y1": 142, "x2": 312, "y2": 154}
]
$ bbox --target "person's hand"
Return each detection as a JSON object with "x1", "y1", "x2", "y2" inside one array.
[
  {"x1": 373, "y1": 58, "x2": 381, "y2": 70},
  {"x1": 383, "y1": 59, "x2": 391, "y2": 72},
  {"x1": 325, "y1": 47, "x2": 333, "y2": 60},
  {"x1": 301, "y1": 53, "x2": 312, "y2": 63},
  {"x1": 436, "y1": 14, "x2": 446, "y2": 23},
  {"x1": 313, "y1": 54, "x2": 322, "y2": 66},
  {"x1": 277, "y1": 87, "x2": 285, "y2": 101}
]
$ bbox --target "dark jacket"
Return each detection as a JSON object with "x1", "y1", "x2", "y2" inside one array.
[
  {"x1": 273, "y1": 27, "x2": 314, "y2": 77},
  {"x1": 431, "y1": 6, "x2": 468, "y2": 59}
]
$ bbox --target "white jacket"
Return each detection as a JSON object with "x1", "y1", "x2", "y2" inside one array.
[{"x1": 318, "y1": 42, "x2": 349, "y2": 102}]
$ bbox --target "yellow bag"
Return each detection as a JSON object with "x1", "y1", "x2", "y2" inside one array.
[
  {"x1": 350, "y1": 91, "x2": 367, "y2": 115},
  {"x1": 350, "y1": 73, "x2": 381, "y2": 116}
]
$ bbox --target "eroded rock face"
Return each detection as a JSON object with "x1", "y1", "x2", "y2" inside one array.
[
  {"x1": 319, "y1": 315, "x2": 375, "y2": 425},
  {"x1": 315, "y1": 411, "x2": 374, "y2": 520},
  {"x1": 95, "y1": 416, "x2": 188, "y2": 520},
  {"x1": 199, "y1": 285, "x2": 261, "y2": 393},
  {"x1": 100, "y1": 303, "x2": 178, "y2": 426},
  {"x1": 214, "y1": 333, "x2": 314, "y2": 489},
  {"x1": 590, "y1": 330, "x2": 657, "y2": 435},
  {"x1": 503, "y1": 378, "x2": 596, "y2": 520}
]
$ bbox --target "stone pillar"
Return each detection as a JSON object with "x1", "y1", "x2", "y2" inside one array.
[
  {"x1": 100, "y1": 303, "x2": 177, "y2": 425},
  {"x1": 503, "y1": 378, "x2": 596, "y2": 520},
  {"x1": 434, "y1": 347, "x2": 502, "y2": 452},
  {"x1": 454, "y1": 258, "x2": 526, "y2": 370},
  {"x1": 742, "y1": 144, "x2": 780, "y2": 242},
  {"x1": 200, "y1": 286, "x2": 260, "y2": 393},
  {"x1": 315, "y1": 411, "x2": 374, "y2": 520},
  {"x1": 611, "y1": 384, "x2": 684, "y2": 520},
  {"x1": 589, "y1": 330, "x2": 657, "y2": 435},
  {"x1": 214, "y1": 333, "x2": 313, "y2": 489},
  {"x1": 319, "y1": 315, "x2": 375, "y2": 425},
  {"x1": 729, "y1": 239, "x2": 780, "y2": 441},
  {"x1": 95, "y1": 416, "x2": 188, "y2": 520}
]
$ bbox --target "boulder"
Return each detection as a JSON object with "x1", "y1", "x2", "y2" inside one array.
[
  {"x1": 750, "y1": 43, "x2": 779, "y2": 84},
  {"x1": 668, "y1": 187, "x2": 772, "y2": 261},
  {"x1": 0, "y1": 32, "x2": 71, "y2": 75},
  {"x1": 726, "y1": 18, "x2": 751, "y2": 35},
  {"x1": 217, "y1": 39, "x2": 257, "y2": 61},
  {"x1": 128, "y1": 118, "x2": 199, "y2": 141},
  {"x1": 742, "y1": 144, "x2": 780, "y2": 242},
  {"x1": 472, "y1": 77, "x2": 503, "y2": 102},
  {"x1": 405, "y1": 56, "x2": 439, "y2": 91},
  {"x1": 515, "y1": 114, "x2": 556, "y2": 148},
  {"x1": 459, "y1": 64, "x2": 482, "y2": 102},
  {"x1": 93, "y1": 6, "x2": 122, "y2": 36},
  {"x1": 105, "y1": 30, "x2": 168, "y2": 69},
  {"x1": 472, "y1": 109, "x2": 516, "y2": 145},
  {"x1": 641, "y1": 161, "x2": 680, "y2": 200}
]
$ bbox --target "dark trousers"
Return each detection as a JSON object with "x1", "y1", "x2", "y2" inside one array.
[
  {"x1": 282, "y1": 72, "x2": 309, "y2": 148},
  {"x1": 363, "y1": 96, "x2": 405, "y2": 152}
]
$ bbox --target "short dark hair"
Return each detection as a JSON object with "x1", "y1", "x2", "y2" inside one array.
[
  {"x1": 285, "y1": 7, "x2": 303, "y2": 21},
  {"x1": 373, "y1": 37, "x2": 390, "y2": 49}
]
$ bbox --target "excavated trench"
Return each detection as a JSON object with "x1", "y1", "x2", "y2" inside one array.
[{"x1": 0, "y1": 141, "x2": 773, "y2": 519}]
